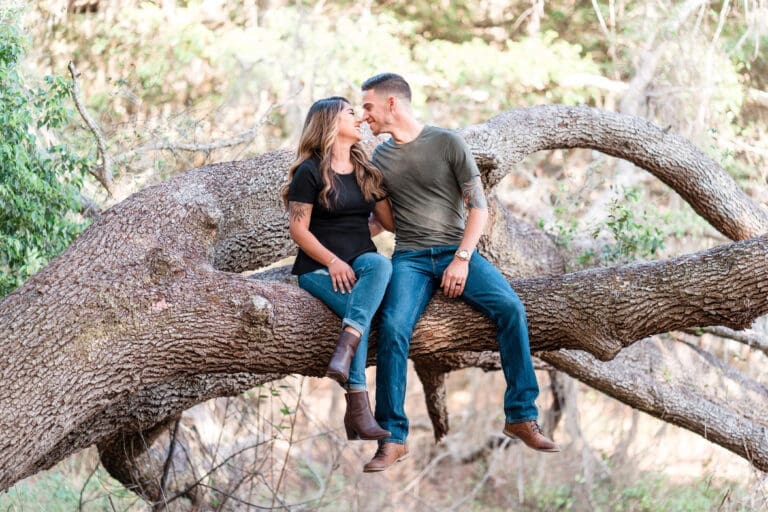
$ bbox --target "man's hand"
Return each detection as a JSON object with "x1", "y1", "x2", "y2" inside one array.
[
  {"x1": 441, "y1": 259, "x2": 469, "y2": 298},
  {"x1": 368, "y1": 214, "x2": 384, "y2": 237},
  {"x1": 328, "y1": 257, "x2": 356, "y2": 293}
]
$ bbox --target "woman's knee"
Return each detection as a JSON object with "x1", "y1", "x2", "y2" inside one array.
[{"x1": 357, "y1": 252, "x2": 392, "y2": 280}]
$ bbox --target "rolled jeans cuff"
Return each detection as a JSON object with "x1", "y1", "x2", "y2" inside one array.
[{"x1": 341, "y1": 318, "x2": 365, "y2": 335}]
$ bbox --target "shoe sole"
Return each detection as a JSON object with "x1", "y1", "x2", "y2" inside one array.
[
  {"x1": 502, "y1": 430, "x2": 561, "y2": 453},
  {"x1": 362, "y1": 452, "x2": 409, "y2": 473},
  {"x1": 346, "y1": 431, "x2": 392, "y2": 441}
]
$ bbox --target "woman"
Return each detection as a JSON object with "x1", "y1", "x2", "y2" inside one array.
[{"x1": 281, "y1": 96, "x2": 395, "y2": 441}]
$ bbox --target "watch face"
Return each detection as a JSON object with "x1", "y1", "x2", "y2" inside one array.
[{"x1": 457, "y1": 250, "x2": 470, "y2": 260}]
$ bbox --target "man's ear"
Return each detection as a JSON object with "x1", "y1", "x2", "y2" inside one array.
[{"x1": 388, "y1": 96, "x2": 396, "y2": 111}]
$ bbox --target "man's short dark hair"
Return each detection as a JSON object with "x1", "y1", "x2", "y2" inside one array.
[{"x1": 361, "y1": 73, "x2": 412, "y2": 102}]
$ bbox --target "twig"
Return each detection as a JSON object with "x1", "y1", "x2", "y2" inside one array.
[
  {"x1": 156, "y1": 418, "x2": 180, "y2": 507},
  {"x1": 67, "y1": 61, "x2": 114, "y2": 196},
  {"x1": 78, "y1": 461, "x2": 100, "y2": 511},
  {"x1": 446, "y1": 441, "x2": 503, "y2": 512},
  {"x1": 112, "y1": 100, "x2": 283, "y2": 165},
  {"x1": 394, "y1": 451, "x2": 452, "y2": 499},
  {"x1": 164, "y1": 440, "x2": 272, "y2": 505},
  {"x1": 271, "y1": 377, "x2": 305, "y2": 508},
  {"x1": 590, "y1": 0, "x2": 610, "y2": 40}
]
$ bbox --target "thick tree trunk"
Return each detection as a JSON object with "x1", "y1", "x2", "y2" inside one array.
[{"x1": 1, "y1": 106, "x2": 766, "y2": 493}]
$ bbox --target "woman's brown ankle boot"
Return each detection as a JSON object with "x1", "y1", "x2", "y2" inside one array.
[
  {"x1": 344, "y1": 391, "x2": 390, "y2": 440},
  {"x1": 326, "y1": 330, "x2": 360, "y2": 384}
]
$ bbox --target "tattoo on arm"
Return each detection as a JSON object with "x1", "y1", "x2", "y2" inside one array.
[
  {"x1": 289, "y1": 202, "x2": 312, "y2": 223},
  {"x1": 461, "y1": 177, "x2": 488, "y2": 210}
]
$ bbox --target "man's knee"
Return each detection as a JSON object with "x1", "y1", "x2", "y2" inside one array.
[
  {"x1": 496, "y1": 295, "x2": 527, "y2": 324},
  {"x1": 379, "y1": 313, "x2": 414, "y2": 353}
]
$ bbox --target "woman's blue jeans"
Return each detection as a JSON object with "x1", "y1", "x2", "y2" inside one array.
[
  {"x1": 298, "y1": 252, "x2": 392, "y2": 390},
  {"x1": 374, "y1": 245, "x2": 540, "y2": 444}
]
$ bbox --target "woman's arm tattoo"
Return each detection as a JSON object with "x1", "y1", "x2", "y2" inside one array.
[
  {"x1": 461, "y1": 177, "x2": 488, "y2": 210},
  {"x1": 289, "y1": 201, "x2": 312, "y2": 222}
]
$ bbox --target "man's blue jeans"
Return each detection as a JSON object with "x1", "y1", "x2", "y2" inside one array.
[
  {"x1": 298, "y1": 252, "x2": 392, "y2": 390},
  {"x1": 375, "y1": 245, "x2": 539, "y2": 443}
]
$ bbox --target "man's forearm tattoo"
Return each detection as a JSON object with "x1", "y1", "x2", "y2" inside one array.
[
  {"x1": 462, "y1": 177, "x2": 488, "y2": 210},
  {"x1": 289, "y1": 201, "x2": 312, "y2": 222}
]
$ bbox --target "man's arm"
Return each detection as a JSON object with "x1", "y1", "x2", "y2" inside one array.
[
  {"x1": 440, "y1": 176, "x2": 488, "y2": 298},
  {"x1": 371, "y1": 198, "x2": 396, "y2": 234}
]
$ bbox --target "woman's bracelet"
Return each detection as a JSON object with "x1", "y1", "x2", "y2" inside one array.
[{"x1": 328, "y1": 256, "x2": 338, "y2": 266}]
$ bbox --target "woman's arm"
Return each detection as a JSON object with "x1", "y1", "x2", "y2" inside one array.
[
  {"x1": 288, "y1": 201, "x2": 356, "y2": 293},
  {"x1": 371, "y1": 198, "x2": 396, "y2": 233}
]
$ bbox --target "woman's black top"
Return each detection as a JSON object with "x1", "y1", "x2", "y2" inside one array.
[{"x1": 287, "y1": 157, "x2": 377, "y2": 275}]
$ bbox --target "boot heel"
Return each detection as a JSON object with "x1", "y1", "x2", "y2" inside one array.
[{"x1": 345, "y1": 425, "x2": 361, "y2": 440}]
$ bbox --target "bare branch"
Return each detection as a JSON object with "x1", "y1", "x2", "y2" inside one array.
[
  {"x1": 67, "y1": 61, "x2": 114, "y2": 196},
  {"x1": 685, "y1": 325, "x2": 768, "y2": 356},
  {"x1": 113, "y1": 101, "x2": 282, "y2": 165}
]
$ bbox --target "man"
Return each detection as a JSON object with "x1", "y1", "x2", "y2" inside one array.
[{"x1": 360, "y1": 73, "x2": 559, "y2": 473}]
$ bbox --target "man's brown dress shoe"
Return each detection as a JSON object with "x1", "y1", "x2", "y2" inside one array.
[
  {"x1": 363, "y1": 442, "x2": 409, "y2": 472},
  {"x1": 503, "y1": 421, "x2": 560, "y2": 452}
]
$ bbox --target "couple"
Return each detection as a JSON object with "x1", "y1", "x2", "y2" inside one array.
[{"x1": 282, "y1": 73, "x2": 560, "y2": 473}]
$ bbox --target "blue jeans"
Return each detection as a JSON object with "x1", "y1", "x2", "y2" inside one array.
[
  {"x1": 298, "y1": 252, "x2": 392, "y2": 390},
  {"x1": 375, "y1": 245, "x2": 539, "y2": 443}
]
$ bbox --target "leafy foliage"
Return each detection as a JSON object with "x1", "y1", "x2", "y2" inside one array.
[
  {"x1": 540, "y1": 184, "x2": 665, "y2": 268},
  {"x1": 0, "y1": 21, "x2": 90, "y2": 297}
]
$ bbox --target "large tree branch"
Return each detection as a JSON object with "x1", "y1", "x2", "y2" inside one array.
[
  {"x1": 540, "y1": 338, "x2": 768, "y2": 471},
  {"x1": 2, "y1": 232, "x2": 766, "y2": 489},
  {"x1": 460, "y1": 105, "x2": 768, "y2": 240}
]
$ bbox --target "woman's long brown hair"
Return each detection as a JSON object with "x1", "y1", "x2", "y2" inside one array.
[{"x1": 280, "y1": 96, "x2": 384, "y2": 210}]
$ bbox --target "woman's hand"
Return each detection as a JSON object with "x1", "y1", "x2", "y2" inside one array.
[{"x1": 328, "y1": 257, "x2": 356, "y2": 293}]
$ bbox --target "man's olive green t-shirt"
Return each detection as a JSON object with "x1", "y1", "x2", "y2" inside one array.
[{"x1": 371, "y1": 125, "x2": 480, "y2": 251}]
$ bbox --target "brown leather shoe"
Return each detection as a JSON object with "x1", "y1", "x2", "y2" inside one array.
[
  {"x1": 363, "y1": 442, "x2": 409, "y2": 472},
  {"x1": 326, "y1": 330, "x2": 360, "y2": 384},
  {"x1": 503, "y1": 421, "x2": 560, "y2": 452},
  {"x1": 344, "y1": 391, "x2": 390, "y2": 441}
]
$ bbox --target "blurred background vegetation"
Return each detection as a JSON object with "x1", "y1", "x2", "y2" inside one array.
[{"x1": 1, "y1": 0, "x2": 767, "y2": 510}]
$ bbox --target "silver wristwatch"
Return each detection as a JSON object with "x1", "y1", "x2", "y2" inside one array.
[{"x1": 455, "y1": 249, "x2": 471, "y2": 262}]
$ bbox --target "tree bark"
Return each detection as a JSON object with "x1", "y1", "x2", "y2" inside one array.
[{"x1": 1, "y1": 105, "x2": 767, "y2": 493}]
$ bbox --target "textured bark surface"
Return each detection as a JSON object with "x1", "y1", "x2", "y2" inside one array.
[{"x1": 1, "y1": 105, "x2": 767, "y2": 493}]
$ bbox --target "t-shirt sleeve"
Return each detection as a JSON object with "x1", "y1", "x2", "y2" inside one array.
[
  {"x1": 287, "y1": 161, "x2": 320, "y2": 204},
  {"x1": 446, "y1": 132, "x2": 481, "y2": 186}
]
